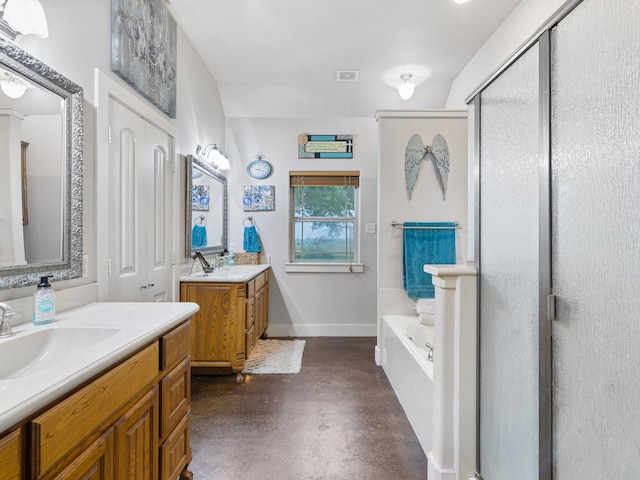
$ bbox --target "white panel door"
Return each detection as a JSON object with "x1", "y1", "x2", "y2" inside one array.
[
  {"x1": 144, "y1": 119, "x2": 173, "y2": 302},
  {"x1": 108, "y1": 98, "x2": 173, "y2": 301}
]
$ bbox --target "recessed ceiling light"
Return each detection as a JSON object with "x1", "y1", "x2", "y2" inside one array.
[{"x1": 450, "y1": 0, "x2": 471, "y2": 4}]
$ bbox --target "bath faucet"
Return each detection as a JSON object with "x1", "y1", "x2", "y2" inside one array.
[
  {"x1": 425, "y1": 342, "x2": 433, "y2": 361},
  {"x1": 191, "y1": 251, "x2": 215, "y2": 275},
  {"x1": 0, "y1": 302, "x2": 18, "y2": 338}
]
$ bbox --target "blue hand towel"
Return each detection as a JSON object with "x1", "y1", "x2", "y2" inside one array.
[
  {"x1": 403, "y1": 222, "x2": 456, "y2": 299},
  {"x1": 192, "y1": 224, "x2": 207, "y2": 248},
  {"x1": 243, "y1": 225, "x2": 261, "y2": 253}
]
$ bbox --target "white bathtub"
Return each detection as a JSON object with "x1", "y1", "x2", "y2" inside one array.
[{"x1": 382, "y1": 314, "x2": 434, "y2": 456}]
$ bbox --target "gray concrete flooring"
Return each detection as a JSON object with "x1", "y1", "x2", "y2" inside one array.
[{"x1": 188, "y1": 337, "x2": 428, "y2": 480}]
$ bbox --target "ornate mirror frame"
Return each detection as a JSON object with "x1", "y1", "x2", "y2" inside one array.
[
  {"x1": 185, "y1": 154, "x2": 227, "y2": 258},
  {"x1": 0, "y1": 38, "x2": 83, "y2": 289}
]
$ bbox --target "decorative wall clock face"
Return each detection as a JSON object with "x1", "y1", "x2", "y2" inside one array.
[{"x1": 247, "y1": 159, "x2": 272, "y2": 179}]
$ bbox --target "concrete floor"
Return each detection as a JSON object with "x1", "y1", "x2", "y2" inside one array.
[{"x1": 188, "y1": 337, "x2": 428, "y2": 480}]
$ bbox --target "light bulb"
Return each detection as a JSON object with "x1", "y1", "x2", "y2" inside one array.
[
  {"x1": 3, "y1": 0, "x2": 49, "y2": 38},
  {"x1": 398, "y1": 73, "x2": 415, "y2": 100},
  {"x1": 0, "y1": 76, "x2": 26, "y2": 99}
]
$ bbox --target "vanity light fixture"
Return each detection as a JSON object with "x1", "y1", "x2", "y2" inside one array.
[
  {"x1": 196, "y1": 143, "x2": 231, "y2": 171},
  {"x1": 2, "y1": 0, "x2": 49, "y2": 38},
  {"x1": 0, "y1": 72, "x2": 27, "y2": 98},
  {"x1": 398, "y1": 73, "x2": 415, "y2": 100}
]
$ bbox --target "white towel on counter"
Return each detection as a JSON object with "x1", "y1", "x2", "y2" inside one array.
[
  {"x1": 415, "y1": 298, "x2": 435, "y2": 315},
  {"x1": 419, "y1": 313, "x2": 435, "y2": 326}
]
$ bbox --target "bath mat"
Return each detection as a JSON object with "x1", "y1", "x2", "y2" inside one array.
[{"x1": 242, "y1": 339, "x2": 305, "y2": 374}]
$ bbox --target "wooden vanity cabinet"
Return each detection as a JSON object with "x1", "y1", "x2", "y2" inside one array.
[
  {"x1": 0, "y1": 428, "x2": 22, "y2": 480},
  {"x1": 181, "y1": 268, "x2": 269, "y2": 380},
  {"x1": 24, "y1": 319, "x2": 193, "y2": 480}
]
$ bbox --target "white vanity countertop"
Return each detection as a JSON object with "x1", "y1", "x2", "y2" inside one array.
[
  {"x1": 0, "y1": 301, "x2": 199, "y2": 434},
  {"x1": 180, "y1": 263, "x2": 271, "y2": 283}
]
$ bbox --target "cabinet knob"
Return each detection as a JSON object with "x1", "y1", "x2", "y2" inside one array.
[
  {"x1": 148, "y1": 282, "x2": 155, "y2": 287},
  {"x1": 140, "y1": 284, "x2": 147, "y2": 289}
]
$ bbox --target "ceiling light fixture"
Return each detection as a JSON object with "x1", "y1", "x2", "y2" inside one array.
[
  {"x1": 2, "y1": 0, "x2": 49, "y2": 38},
  {"x1": 450, "y1": 0, "x2": 472, "y2": 4},
  {"x1": 196, "y1": 143, "x2": 230, "y2": 171},
  {"x1": 398, "y1": 73, "x2": 415, "y2": 100},
  {"x1": 0, "y1": 73, "x2": 27, "y2": 99}
]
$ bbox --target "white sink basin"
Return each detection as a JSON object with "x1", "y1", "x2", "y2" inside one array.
[
  {"x1": 181, "y1": 264, "x2": 269, "y2": 282},
  {"x1": 0, "y1": 326, "x2": 122, "y2": 380}
]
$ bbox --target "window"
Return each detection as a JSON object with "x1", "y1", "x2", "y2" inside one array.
[{"x1": 287, "y1": 171, "x2": 363, "y2": 273}]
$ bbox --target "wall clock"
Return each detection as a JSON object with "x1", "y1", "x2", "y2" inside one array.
[{"x1": 247, "y1": 156, "x2": 272, "y2": 179}]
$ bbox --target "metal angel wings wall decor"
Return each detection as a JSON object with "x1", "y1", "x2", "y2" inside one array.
[{"x1": 404, "y1": 133, "x2": 450, "y2": 200}]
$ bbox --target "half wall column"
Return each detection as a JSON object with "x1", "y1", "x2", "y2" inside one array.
[{"x1": 424, "y1": 264, "x2": 477, "y2": 480}]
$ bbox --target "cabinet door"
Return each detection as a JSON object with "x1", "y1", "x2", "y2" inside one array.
[
  {"x1": 52, "y1": 428, "x2": 114, "y2": 480},
  {"x1": 181, "y1": 282, "x2": 237, "y2": 366},
  {"x1": 160, "y1": 357, "x2": 190, "y2": 440},
  {"x1": 0, "y1": 428, "x2": 21, "y2": 480},
  {"x1": 114, "y1": 387, "x2": 159, "y2": 480},
  {"x1": 160, "y1": 413, "x2": 191, "y2": 480}
]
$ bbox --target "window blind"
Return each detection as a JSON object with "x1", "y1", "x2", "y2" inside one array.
[{"x1": 289, "y1": 171, "x2": 360, "y2": 187}]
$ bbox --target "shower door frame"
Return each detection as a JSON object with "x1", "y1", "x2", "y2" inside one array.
[{"x1": 467, "y1": 1, "x2": 584, "y2": 479}]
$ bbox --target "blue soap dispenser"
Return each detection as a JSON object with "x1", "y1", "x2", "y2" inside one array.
[{"x1": 33, "y1": 274, "x2": 55, "y2": 325}]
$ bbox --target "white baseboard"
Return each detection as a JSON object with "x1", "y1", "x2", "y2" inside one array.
[
  {"x1": 266, "y1": 323, "x2": 377, "y2": 337},
  {"x1": 375, "y1": 345, "x2": 386, "y2": 366}
]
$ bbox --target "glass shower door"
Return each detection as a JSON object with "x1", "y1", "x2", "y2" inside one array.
[
  {"x1": 478, "y1": 43, "x2": 540, "y2": 480},
  {"x1": 551, "y1": 0, "x2": 640, "y2": 477}
]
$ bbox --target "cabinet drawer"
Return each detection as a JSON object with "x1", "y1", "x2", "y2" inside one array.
[
  {"x1": 160, "y1": 413, "x2": 190, "y2": 480},
  {"x1": 254, "y1": 272, "x2": 266, "y2": 292},
  {"x1": 30, "y1": 343, "x2": 159, "y2": 479},
  {"x1": 160, "y1": 320, "x2": 191, "y2": 371},
  {"x1": 246, "y1": 278, "x2": 255, "y2": 298},
  {"x1": 0, "y1": 428, "x2": 21, "y2": 480},
  {"x1": 160, "y1": 357, "x2": 191, "y2": 440}
]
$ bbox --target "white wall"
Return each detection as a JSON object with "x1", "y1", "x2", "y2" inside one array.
[
  {"x1": 225, "y1": 117, "x2": 378, "y2": 336},
  {"x1": 375, "y1": 111, "x2": 468, "y2": 347},
  {"x1": 1, "y1": 0, "x2": 225, "y2": 319},
  {"x1": 446, "y1": 0, "x2": 568, "y2": 108}
]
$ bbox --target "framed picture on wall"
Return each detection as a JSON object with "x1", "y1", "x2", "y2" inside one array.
[
  {"x1": 111, "y1": 0, "x2": 177, "y2": 118},
  {"x1": 243, "y1": 185, "x2": 274, "y2": 211}
]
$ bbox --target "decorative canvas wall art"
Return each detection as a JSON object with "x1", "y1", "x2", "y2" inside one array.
[
  {"x1": 298, "y1": 134, "x2": 353, "y2": 159},
  {"x1": 243, "y1": 185, "x2": 275, "y2": 212},
  {"x1": 192, "y1": 185, "x2": 210, "y2": 211},
  {"x1": 111, "y1": 0, "x2": 177, "y2": 118}
]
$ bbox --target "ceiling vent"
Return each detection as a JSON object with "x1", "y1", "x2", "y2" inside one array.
[{"x1": 336, "y1": 70, "x2": 359, "y2": 82}]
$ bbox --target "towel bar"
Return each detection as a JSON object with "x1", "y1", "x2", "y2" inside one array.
[{"x1": 391, "y1": 221, "x2": 460, "y2": 230}]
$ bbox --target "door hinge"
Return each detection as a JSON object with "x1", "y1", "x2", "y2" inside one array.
[
  {"x1": 171, "y1": 252, "x2": 176, "y2": 265},
  {"x1": 108, "y1": 258, "x2": 112, "y2": 277},
  {"x1": 171, "y1": 157, "x2": 176, "y2": 173}
]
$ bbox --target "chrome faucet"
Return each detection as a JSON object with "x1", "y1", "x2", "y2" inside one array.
[{"x1": 0, "y1": 302, "x2": 18, "y2": 338}]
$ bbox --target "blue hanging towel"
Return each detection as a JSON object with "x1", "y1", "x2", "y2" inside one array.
[
  {"x1": 243, "y1": 225, "x2": 261, "y2": 253},
  {"x1": 192, "y1": 224, "x2": 208, "y2": 248},
  {"x1": 403, "y1": 222, "x2": 456, "y2": 299}
]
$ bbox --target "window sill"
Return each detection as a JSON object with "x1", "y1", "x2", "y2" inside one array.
[{"x1": 284, "y1": 263, "x2": 365, "y2": 273}]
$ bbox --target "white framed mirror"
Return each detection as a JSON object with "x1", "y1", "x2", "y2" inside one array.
[
  {"x1": 0, "y1": 38, "x2": 83, "y2": 289},
  {"x1": 185, "y1": 154, "x2": 227, "y2": 258}
]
